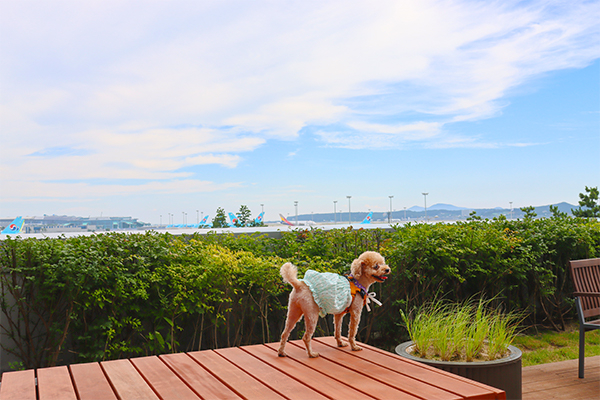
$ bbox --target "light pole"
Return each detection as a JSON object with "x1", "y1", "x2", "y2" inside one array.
[
  {"x1": 422, "y1": 193, "x2": 429, "y2": 221},
  {"x1": 261, "y1": 203, "x2": 264, "y2": 214},
  {"x1": 404, "y1": 207, "x2": 407, "y2": 221},
  {"x1": 294, "y1": 201, "x2": 298, "y2": 225},
  {"x1": 160, "y1": 215, "x2": 162, "y2": 226},
  {"x1": 333, "y1": 201, "x2": 337, "y2": 224},
  {"x1": 389, "y1": 196, "x2": 394, "y2": 223},
  {"x1": 347, "y1": 196, "x2": 352, "y2": 224},
  {"x1": 509, "y1": 202, "x2": 513, "y2": 220},
  {"x1": 196, "y1": 210, "x2": 199, "y2": 224}
]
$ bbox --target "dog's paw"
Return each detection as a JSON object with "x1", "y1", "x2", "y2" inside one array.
[
  {"x1": 278, "y1": 351, "x2": 287, "y2": 357},
  {"x1": 308, "y1": 352, "x2": 320, "y2": 358},
  {"x1": 351, "y1": 345, "x2": 363, "y2": 352},
  {"x1": 337, "y1": 341, "x2": 348, "y2": 348}
]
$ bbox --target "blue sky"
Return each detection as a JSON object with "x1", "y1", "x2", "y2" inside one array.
[{"x1": 1, "y1": 0, "x2": 599, "y2": 224}]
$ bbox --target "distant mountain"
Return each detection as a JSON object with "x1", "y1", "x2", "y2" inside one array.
[
  {"x1": 409, "y1": 203, "x2": 467, "y2": 211},
  {"x1": 429, "y1": 203, "x2": 468, "y2": 211},
  {"x1": 285, "y1": 202, "x2": 580, "y2": 223}
]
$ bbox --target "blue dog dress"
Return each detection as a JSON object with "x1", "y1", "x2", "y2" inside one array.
[{"x1": 301, "y1": 270, "x2": 352, "y2": 317}]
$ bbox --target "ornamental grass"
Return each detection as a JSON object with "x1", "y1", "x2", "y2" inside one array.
[{"x1": 400, "y1": 297, "x2": 524, "y2": 362}]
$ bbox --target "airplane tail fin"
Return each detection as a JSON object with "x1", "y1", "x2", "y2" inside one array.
[
  {"x1": 2, "y1": 216, "x2": 24, "y2": 234},
  {"x1": 360, "y1": 211, "x2": 373, "y2": 224},
  {"x1": 228, "y1": 212, "x2": 239, "y2": 226},
  {"x1": 254, "y1": 212, "x2": 264, "y2": 224},
  {"x1": 279, "y1": 213, "x2": 293, "y2": 226}
]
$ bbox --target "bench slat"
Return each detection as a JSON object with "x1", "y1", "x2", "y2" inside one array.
[
  {"x1": 304, "y1": 339, "x2": 463, "y2": 400},
  {"x1": 37, "y1": 366, "x2": 77, "y2": 400},
  {"x1": 131, "y1": 356, "x2": 200, "y2": 400},
  {"x1": 266, "y1": 341, "x2": 421, "y2": 400},
  {"x1": 70, "y1": 362, "x2": 118, "y2": 400},
  {"x1": 0, "y1": 370, "x2": 36, "y2": 400},
  {"x1": 216, "y1": 346, "x2": 329, "y2": 400},
  {"x1": 316, "y1": 336, "x2": 505, "y2": 400},
  {"x1": 101, "y1": 359, "x2": 160, "y2": 400},
  {"x1": 159, "y1": 353, "x2": 241, "y2": 400},
  {"x1": 243, "y1": 344, "x2": 369, "y2": 400},
  {"x1": 188, "y1": 350, "x2": 285, "y2": 400}
]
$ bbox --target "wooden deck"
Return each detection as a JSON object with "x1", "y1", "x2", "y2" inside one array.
[
  {"x1": 0, "y1": 336, "x2": 506, "y2": 400},
  {"x1": 522, "y1": 355, "x2": 599, "y2": 400}
]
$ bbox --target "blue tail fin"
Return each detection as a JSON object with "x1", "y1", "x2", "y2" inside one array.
[
  {"x1": 360, "y1": 211, "x2": 373, "y2": 224},
  {"x1": 254, "y1": 212, "x2": 264, "y2": 224},
  {"x1": 2, "y1": 217, "x2": 24, "y2": 234},
  {"x1": 228, "y1": 212, "x2": 239, "y2": 226}
]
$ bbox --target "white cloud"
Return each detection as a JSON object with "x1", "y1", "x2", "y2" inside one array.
[{"x1": 0, "y1": 0, "x2": 598, "y2": 204}]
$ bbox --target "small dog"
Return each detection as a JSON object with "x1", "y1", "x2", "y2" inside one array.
[{"x1": 278, "y1": 251, "x2": 390, "y2": 358}]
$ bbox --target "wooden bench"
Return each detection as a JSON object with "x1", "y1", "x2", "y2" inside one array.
[
  {"x1": 0, "y1": 336, "x2": 506, "y2": 400},
  {"x1": 569, "y1": 257, "x2": 600, "y2": 379}
]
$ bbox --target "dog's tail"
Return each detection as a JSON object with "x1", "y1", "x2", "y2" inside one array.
[{"x1": 280, "y1": 262, "x2": 302, "y2": 290}]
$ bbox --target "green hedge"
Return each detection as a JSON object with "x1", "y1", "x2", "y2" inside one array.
[{"x1": 1, "y1": 216, "x2": 598, "y2": 369}]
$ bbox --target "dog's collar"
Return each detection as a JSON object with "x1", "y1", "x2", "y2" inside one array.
[
  {"x1": 347, "y1": 275, "x2": 368, "y2": 297},
  {"x1": 346, "y1": 275, "x2": 382, "y2": 312}
]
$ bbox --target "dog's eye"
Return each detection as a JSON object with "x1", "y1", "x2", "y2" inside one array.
[{"x1": 374, "y1": 264, "x2": 379, "y2": 270}]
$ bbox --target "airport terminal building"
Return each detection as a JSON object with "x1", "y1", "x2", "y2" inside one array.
[{"x1": 0, "y1": 215, "x2": 149, "y2": 233}]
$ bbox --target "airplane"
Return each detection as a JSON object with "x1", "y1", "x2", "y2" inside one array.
[
  {"x1": 198, "y1": 214, "x2": 211, "y2": 228},
  {"x1": 228, "y1": 212, "x2": 240, "y2": 227},
  {"x1": 1, "y1": 216, "x2": 24, "y2": 234},
  {"x1": 360, "y1": 211, "x2": 373, "y2": 224},
  {"x1": 279, "y1": 214, "x2": 315, "y2": 226},
  {"x1": 254, "y1": 211, "x2": 265, "y2": 225},
  {"x1": 228, "y1": 212, "x2": 264, "y2": 227}
]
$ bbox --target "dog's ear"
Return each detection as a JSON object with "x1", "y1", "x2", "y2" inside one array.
[{"x1": 351, "y1": 258, "x2": 364, "y2": 279}]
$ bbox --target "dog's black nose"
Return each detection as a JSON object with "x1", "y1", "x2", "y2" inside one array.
[{"x1": 385, "y1": 268, "x2": 390, "y2": 273}]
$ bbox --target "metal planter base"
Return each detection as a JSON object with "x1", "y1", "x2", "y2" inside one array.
[{"x1": 395, "y1": 341, "x2": 522, "y2": 400}]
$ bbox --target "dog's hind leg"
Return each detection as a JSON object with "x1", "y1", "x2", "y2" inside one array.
[
  {"x1": 278, "y1": 306, "x2": 303, "y2": 357},
  {"x1": 334, "y1": 313, "x2": 348, "y2": 347},
  {"x1": 302, "y1": 311, "x2": 320, "y2": 358}
]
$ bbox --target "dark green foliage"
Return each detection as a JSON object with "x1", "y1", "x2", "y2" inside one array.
[
  {"x1": 0, "y1": 217, "x2": 598, "y2": 369},
  {"x1": 211, "y1": 207, "x2": 228, "y2": 227},
  {"x1": 520, "y1": 206, "x2": 537, "y2": 219},
  {"x1": 572, "y1": 186, "x2": 600, "y2": 218},
  {"x1": 236, "y1": 205, "x2": 252, "y2": 227}
]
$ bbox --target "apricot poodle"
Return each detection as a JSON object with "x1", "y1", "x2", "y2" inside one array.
[{"x1": 278, "y1": 251, "x2": 390, "y2": 358}]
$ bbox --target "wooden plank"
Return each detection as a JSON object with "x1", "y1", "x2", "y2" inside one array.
[
  {"x1": 317, "y1": 337, "x2": 505, "y2": 400},
  {"x1": 101, "y1": 359, "x2": 160, "y2": 400},
  {"x1": 0, "y1": 370, "x2": 36, "y2": 400},
  {"x1": 266, "y1": 341, "x2": 422, "y2": 400},
  {"x1": 302, "y1": 339, "x2": 464, "y2": 400},
  {"x1": 242, "y1": 344, "x2": 375, "y2": 400},
  {"x1": 188, "y1": 350, "x2": 286, "y2": 400},
  {"x1": 37, "y1": 366, "x2": 77, "y2": 400},
  {"x1": 130, "y1": 356, "x2": 200, "y2": 400},
  {"x1": 523, "y1": 356, "x2": 600, "y2": 381},
  {"x1": 215, "y1": 346, "x2": 329, "y2": 400},
  {"x1": 159, "y1": 353, "x2": 241, "y2": 400},
  {"x1": 70, "y1": 362, "x2": 118, "y2": 400},
  {"x1": 522, "y1": 356, "x2": 600, "y2": 400}
]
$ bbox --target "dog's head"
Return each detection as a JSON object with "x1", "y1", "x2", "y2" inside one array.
[{"x1": 350, "y1": 251, "x2": 391, "y2": 284}]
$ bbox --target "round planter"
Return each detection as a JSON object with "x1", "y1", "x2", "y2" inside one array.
[{"x1": 395, "y1": 341, "x2": 522, "y2": 400}]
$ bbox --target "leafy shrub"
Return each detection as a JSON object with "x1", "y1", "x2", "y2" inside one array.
[{"x1": 0, "y1": 216, "x2": 598, "y2": 369}]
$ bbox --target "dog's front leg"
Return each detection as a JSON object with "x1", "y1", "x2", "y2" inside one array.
[
  {"x1": 347, "y1": 310, "x2": 363, "y2": 351},
  {"x1": 334, "y1": 313, "x2": 347, "y2": 347}
]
